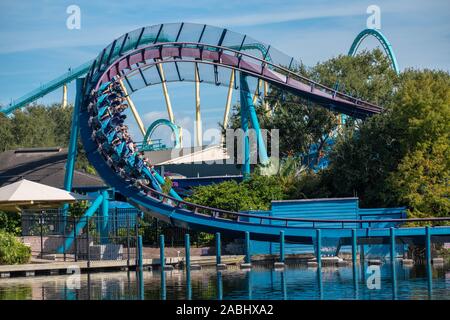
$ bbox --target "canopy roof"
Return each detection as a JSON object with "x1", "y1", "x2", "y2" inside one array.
[{"x1": 0, "y1": 179, "x2": 91, "y2": 211}]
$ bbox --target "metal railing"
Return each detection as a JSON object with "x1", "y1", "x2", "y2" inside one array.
[
  {"x1": 138, "y1": 185, "x2": 450, "y2": 230},
  {"x1": 86, "y1": 42, "x2": 382, "y2": 116}
]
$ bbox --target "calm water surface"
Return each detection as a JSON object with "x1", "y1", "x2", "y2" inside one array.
[{"x1": 0, "y1": 264, "x2": 448, "y2": 300}]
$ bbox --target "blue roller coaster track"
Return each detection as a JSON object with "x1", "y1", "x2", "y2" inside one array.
[
  {"x1": 2, "y1": 23, "x2": 449, "y2": 250},
  {"x1": 76, "y1": 23, "x2": 448, "y2": 246}
]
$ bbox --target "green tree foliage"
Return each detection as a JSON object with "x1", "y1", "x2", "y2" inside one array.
[
  {"x1": 0, "y1": 211, "x2": 21, "y2": 235},
  {"x1": 186, "y1": 174, "x2": 285, "y2": 212},
  {"x1": 0, "y1": 230, "x2": 31, "y2": 265},
  {"x1": 324, "y1": 69, "x2": 449, "y2": 218},
  {"x1": 0, "y1": 104, "x2": 96, "y2": 174}
]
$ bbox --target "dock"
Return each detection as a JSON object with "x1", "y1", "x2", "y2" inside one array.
[{"x1": 0, "y1": 255, "x2": 244, "y2": 278}]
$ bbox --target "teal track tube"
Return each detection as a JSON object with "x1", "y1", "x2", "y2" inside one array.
[
  {"x1": 57, "y1": 193, "x2": 104, "y2": 253},
  {"x1": 62, "y1": 78, "x2": 84, "y2": 231},
  {"x1": 153, "y1": 170, "x2": 182, "y2": 201},
  {"x1": 240, "y1": 74, "x2": 269, "y2": 165},
  {"x1": 100, "y1": 190, "x2": 109, "y2": 244},
  {"x1": 240, "y1": 74, "x2": 250, "y2": 178}
]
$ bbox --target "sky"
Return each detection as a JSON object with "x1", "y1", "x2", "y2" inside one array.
[{"x1": 0, "y1": 0, "x2": 449, "y2": 146}]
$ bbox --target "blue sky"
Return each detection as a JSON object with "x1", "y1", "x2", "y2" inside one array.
[{"x1": 0, "y1": 0, "x2": 449, "y2": 145}]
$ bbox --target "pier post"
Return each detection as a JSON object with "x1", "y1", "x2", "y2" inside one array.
[
  {"x1": 185, "y1": 233, "x2": 190, "y2": 270},
  {"x1": 390, "y1": 227, "x2": 397, "y2": 298},
  {"x1": 216, "y1": 232, "x2": 226, "y2": 270},
  {"x1": 425, "y1": 226, "x2": 432, "y2": 294},
  {"x1": 316, "y1": 229, "x2": 322, "y2": 267},
  {"x1": 245, "y1": 231, "x2": 251, "y2": 263},
  {"x1": 160, "y1": 234, "x2": 165, "y2": 270},
  {"x1": 352, "y1": 229, "x2": 358, "y2": 285},
  {"x1": 217, "y1": 271, "x2": 223, "y2": 300},
  {"x1": 216, "y1": 232, "x2": 221, "y2": 265},
  {"x1": 138, "y1": 235, "x2": 143, "y2": 273},
  {"x1": 186, "y1": 266, "x2": 192, "y2": 300},
  {"x1": 280, "y1": 231, "x2": 285, "y2": 263}
]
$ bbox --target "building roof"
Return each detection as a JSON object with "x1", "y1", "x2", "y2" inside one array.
[
  {"x1": 0, "y1": 147, "x2": 106, "y2": 190},
  {"x1": 146, "y1": 144, "x2": 230, "y2": 165}
]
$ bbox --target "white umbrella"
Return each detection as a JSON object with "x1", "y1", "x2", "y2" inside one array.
[{"x1": 0, "y1": 179, "x2": 92, "y2": 211}]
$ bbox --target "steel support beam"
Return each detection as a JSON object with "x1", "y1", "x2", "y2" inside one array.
[
  {"x1": 195, "y1": 63, "x2": 202, "y2": 147},
  {"x1": 62, "y1": 83, "x2": 68, "y2": 108},
  {"x1": 156, "y1": 63, "x2": 175, "y2": 123},
  {"x1": 118, "y1": 79, "x2": 146, "y2": 137}
]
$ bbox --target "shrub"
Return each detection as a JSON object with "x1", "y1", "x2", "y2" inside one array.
[{"x1": 0, "y1": 231, "x2": 31, "y2": 265}]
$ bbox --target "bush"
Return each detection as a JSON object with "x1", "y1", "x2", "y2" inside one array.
[
  {"x1": 0, "y1": 231, "x2": 31, "y2": 265},
  {"x1": 0, "y1": 210, "x2": 21, "y2": 235}
]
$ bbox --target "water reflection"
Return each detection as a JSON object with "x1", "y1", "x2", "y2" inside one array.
[{"x1": 0, "y1": 264, "x2": 448, "y2": 300}]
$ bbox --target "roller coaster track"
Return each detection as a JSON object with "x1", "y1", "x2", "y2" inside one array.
[
  {"x1": 349, "y1": 28, "x2": 400, "y2": 74},
  {"x1": 77, "y1": 23, "x2": 449, "y2": 243}
]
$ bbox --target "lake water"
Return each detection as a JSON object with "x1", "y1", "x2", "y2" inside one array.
[{"x1": 0, "y1": 263, "x2": 448, "y2": 300}]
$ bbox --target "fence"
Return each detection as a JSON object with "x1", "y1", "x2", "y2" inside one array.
[
  {"x1": 21, "y1": 209, "x2": 139, "y2": 265},
  {"x1": 20, "y1": 208, "x2": 211, "y2": 265}
]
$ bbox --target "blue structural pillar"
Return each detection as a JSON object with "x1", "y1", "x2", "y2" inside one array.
[
  {"x1": 216, "y1": 232, "x2": 221, "y2": 265},
  {"x1": 245, "y1": 231, "x2": 251, "y2": 264},
  {"x1": 279, "y1": 231, "x2": 285, "y2": 263},
  {"x1": 239, "y1": 73, "x2": 269, "y2": 166},
  {"x1": 62, "y1": 78, "x2": 84, "y2": 231},
  {"x1": 240, "y1": 75, "x2": 250, "y2": 178},
  {"x1": 351, "y1": 229, "x2": 358, "y2": 285},
  {"x1": 57, "y1": 193, "x2": 104, "y2": 253},
  {"x1": 100, "y1": 190, "x2": 109, "y2": 244},
  {"x1": 185, "y1": 234, "x2": 190, "y2": 270},
  {"x1": 160, "y1": 234, "x2": 165, "y2": 270},
  {"x1": 425, "y1": 226, "x2": 432, "y2": 294},
  {"x1": 390, "y1": 227, "x2": 397, "y2": 298}
]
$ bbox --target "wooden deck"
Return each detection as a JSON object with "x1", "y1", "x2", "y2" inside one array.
[{"x1": 0, "y1": 255, "x2": 244, "y2": 278}]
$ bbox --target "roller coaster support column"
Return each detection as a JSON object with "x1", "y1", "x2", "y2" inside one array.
[
  {"x1": 62, "y1": 83, "x2": 68, "y2": 108},
  {"x1": 118, "y1": 79, "x2": 146, "y2": 137},
  {"x1": 195, "y1": 63, "x2": 202, "y2": 147},
  {"x1": 240, "y1": 73, "x2": 269, "y2": 177},
  {"x1": 62, "y1": 78, "x2": 83, "y2": 232},
  {"x1": 100, "y1": 190, "x2": 109, "y2": 244},
  {"x1": 156, "y1": 63, "x2": 175, "y2": 123},
  {"x1": 240, "y1": 75, "x2": 250, "y2": 178},
  {"x1": 57, "y1": 193, "x2": 104, "y2": 253},
  {"x1": 222, "y1": 71, "x2": 235, "y2": 142}
]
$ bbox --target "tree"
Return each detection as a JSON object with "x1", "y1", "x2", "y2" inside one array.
[{"x1": 323, "y1": 69, "x2": 449, "y2": 216}]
